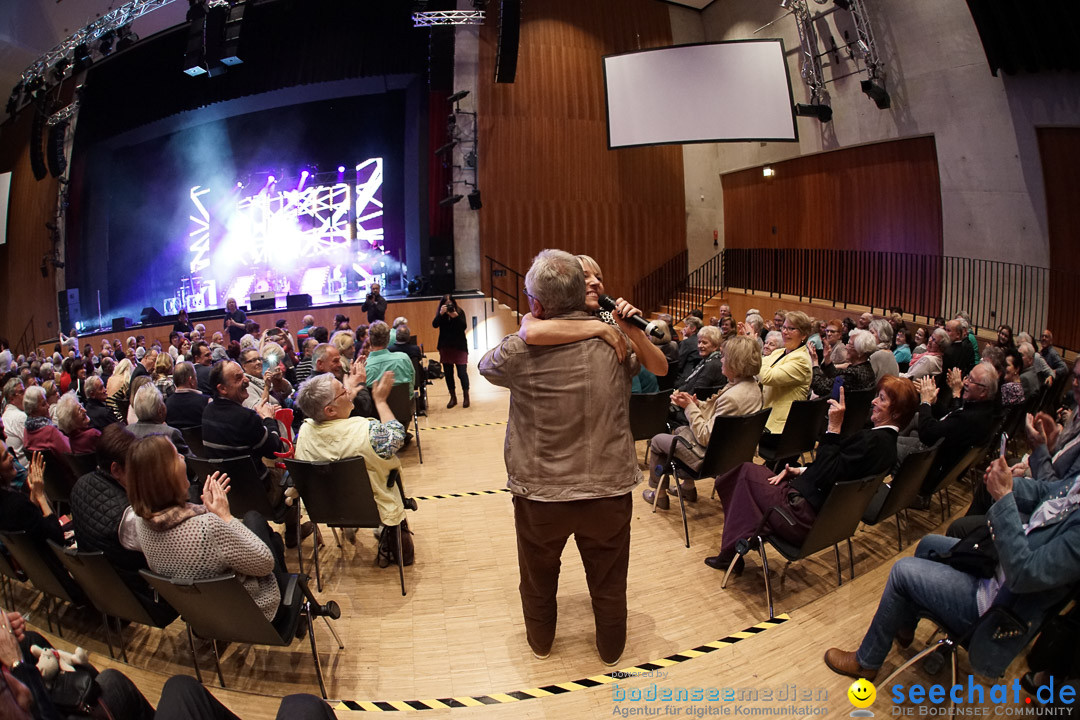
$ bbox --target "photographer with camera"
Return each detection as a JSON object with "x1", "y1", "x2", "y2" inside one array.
[
  {"x1": 362, "y1": 283, "x2": 388, "y2": 324},
  {"x1": 433, "y1": 294, "x2": 470, "y2": 408}
]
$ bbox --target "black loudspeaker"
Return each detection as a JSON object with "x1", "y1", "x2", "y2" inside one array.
[
  {"x1": 494, "y1": 0, "x2": 521, "y2": 83},
  {"x1": 46, "y1": 121, "x2": 67, "y2": 178},
  {"x1": 220, "y1": 1, "x2": 246, "y2": 66},
  {"x1": 112, "y1": 317, "x2": 132, "y2": 331},
  {"x1": 250, "y1": 294, "x2": 275, "y2": 311},
  {"x1": 286, "y1": 293, "x2": 312, "y2": 309},
  {"x1": 428, "y1": 27, "x2": 455, "y2": 93},
  {"x1": 30, "y1": 103, "x2": 47, "y2": 181},
  {"x1": 140, "y1": 306, "x2": 163, "y2": 324},
  {"x1": 467, "y1": 190, "x2": 482, "y2": 210}
]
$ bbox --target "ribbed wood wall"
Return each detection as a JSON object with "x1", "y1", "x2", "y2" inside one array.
[
  {"x1": 1039, "y1": 127, "x2": 1080, "y2": 350},
  {"x1": 476, "y1": 0, "x2": 686, "y2": 298},
  {"x1": 0, "y1": 111, "x2": 62, "y2": 351},
  {"x1": 721, "y1": 136, "x2": 943, "y2": 255}
]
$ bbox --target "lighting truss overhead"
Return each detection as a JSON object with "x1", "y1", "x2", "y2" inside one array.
[
  {"x1": 48, "y1": 101, "x2": 80, "y2": 127},
  {"x1": 412, "y1": 10, "x2": 485, "y2": 27}
]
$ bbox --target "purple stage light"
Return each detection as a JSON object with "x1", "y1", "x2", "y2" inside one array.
[
  {"x1": 268, "y1": 175, "x2": 276, "y2": 184},
  {"x1": 298, "y1": 170, "x2": 309, "y2": 191},
  {"x1": 337, "y1": 165, "x2": 345, "y2": 173}
]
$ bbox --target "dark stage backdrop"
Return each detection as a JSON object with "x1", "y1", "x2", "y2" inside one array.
[{"x1": 72, "y1": 92, "x2": 407, "y2": 327}]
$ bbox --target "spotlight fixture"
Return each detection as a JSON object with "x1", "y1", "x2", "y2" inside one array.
[
  {"x1": 72, "y1": 44, "x2": 93, "y2": 74},
  {"x1": 435, "y1": 140, "x2": 457, "y2": 157},
  {"x1": 51, "y1": 58, "x2": 70, "y2": 82},
  {"x1": 860, "y1": 79, "x2": 891, "y2": 109},
  {"x1": 762, "y1": 167, "x2": 775, "y2": 178},
  {"x1": 794, "y1": 102, "x2": 833, "y2": 123},
  {"x1": 833, "y1": 0, "x2": 851, "y2": 9},
  {"x1": 438, "y1": 194, "x2": 464, "y2": 208},
  {"x1": 447, "y1": 90, "x2": 469, "y2": 104},
  {"x1": 467, "y1": 190, "x2": 482, "y2": 210},
  {"x1": 116, "y1": 25, "x2": 138, "y2": 52},
  {"x1": 337, "y1": 165, "x2": 345, "y2": 173},
  {"x1": 25, "y1": 76, "x2": 44, "y2": 102},
  {"x1": 98, "y1": 29, "x2": 115, "y2": 56}
]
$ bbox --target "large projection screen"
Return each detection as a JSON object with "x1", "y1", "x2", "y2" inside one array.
[{"x1": 604, "y1": 40, "x2": 798, "y2": 148}]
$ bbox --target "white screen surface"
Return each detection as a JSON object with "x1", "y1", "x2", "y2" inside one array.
[
  {"x1": 0, "y1": 172, "x2": 11, "y2": 246},
  {"x1": 603, "y1": 41, "x2": 797, "y2": 148}
]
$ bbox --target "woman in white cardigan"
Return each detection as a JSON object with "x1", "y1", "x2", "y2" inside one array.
[{"x1": 644, "y1": 336, "x2": 764, "y2": 508}]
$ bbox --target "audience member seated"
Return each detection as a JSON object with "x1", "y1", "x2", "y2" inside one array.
[
  {"x1": 130, "y1": 347, "x2": 157, "y2": 383},
  {"x1": 293, "y1": 338, "x2": 318, "y2": 385},
  {"x1": 1016, "y1": 332, "x2": 1053, "y2": 383},
  {"x1": 55, "y1": 392, "x2": 101, "y2": 454},
  {"x1": 203, "y1": 361, "x2": 311, "y2": 546},
  {"x1": 0, "y1": 444, "x2": 83, "y2": 600},
  {"x1": 293, "y1": 343, "x2": 375, "y2": 422},
  {"x1": 239, "y1": 345, "x2": 293, "y2": 409},
  {"x1": 1017, "y1": 342, "x2": 1044, "y2": 400},
  {"x1": 2, "y1": 379, "x2": 27, "y2": 465},
  {"x1": 125, "y1": 375, "x2": 154, "y2": 426},
  {"x1": 705, "y1": 377, "x2": 916, "y2": 575},
  {"x1": 69, "y1": 425, "x2": 178, "y2": 625},
  {"x1": 1039, "y1": 329, "x2": 1069, "y2": 383},
  {"x1": 330, "y1": 330, "x2": 357, "y2": 376},
  {"x1": 892, "y1": 325, "x2": 913, "y2": 372},
  {"x1": 191, "y1": 341, "x2": 215, "y2": 394},
  {"x1": 153, "y1": 351, "x2": 176, "y2": 399},
  {"x1": 364, "y1": 321, "x2": 415, "y2": 396},
  {"x1": 995, "y1": 323, "x2": 1016, "y2": 351},
  {"x1": 83, "y1": 375, "x2": 120, "y2": 432},
  {"x1": 105, "y1": 358, "x2": 134, "y2": 422},
  {"x1": 389, "y1": 325, "x2": 423, "y2": 365},
  {"x1": 165, "y1": 361, "x2": 210, "y2": 429},
  {"x1": 41, "y1": 381, "x2": 60, "y2": 421},
  {"x1": 22, "y1": 385, "x2": 70, "y2": 456},
  {"x1": 643, "y1": 335, "x2": 763, "y2": 509},
  {"x1": 757, "y1": 311, "x2": 814, "y2": 451},
  {"x1": 999, "y1": 348, "x2": 1026, "y2": 407},
  {"x1": 294, "y1": 369, "x2": 413, "y2": 563},
  {"x1": 902, "y1": 327, "x2": 948, "y2": 380},
  {"x1": 868, "y1": 319, "x2": 900, "y2": 381},
  {"x1": 810, "y1": 328, "x2": 877, "y2": 397},
  {"x1": 675, "y1": 316, "x2": 704, "y2": 379},
  {"x1": 674, "y1": 325, "x2": 726, "y2": 400},
  {"x1": 936, "y1": 318, "x2": 978, "y2": 411},
  {"x1": 631, "y1": 366, "x2": 659, "y2": 394},
  {"x1": 824, "y1": 455, "x2": 1080, "y2": 681},
  {"x1": 127, "y1": 384, "x2": 190, "y2": 455},
  {"x1": 761, "y1": 330, "x2": 782, "y2": 357}
]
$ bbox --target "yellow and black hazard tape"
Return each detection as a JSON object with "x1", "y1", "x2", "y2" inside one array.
[
  {"x1": 424, "y1": 421, "x2": 507, "y2": 431},
  {"x1": 331, "y1": 615, "x2": 789, "y2": 712},
  {"x1": 413, "y1": 488, "x2": 510, "y2": 501}
]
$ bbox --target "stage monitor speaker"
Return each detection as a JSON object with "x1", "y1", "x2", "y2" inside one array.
[
  {"x1": 141, "y1": 306, "x2": 163, "y2": 324},
  {"x1": 286, "y1": 293, "x2": 312, "y2": 309},
  {"x1": 250, "y1": 292, "x2": 275, "y2": 311},
  {"x1": 494, "y1": 0, "x2": 521, "y2": 83},
  {"x1": 112, "y1": 317, "x2": 132, "y2": 331}
]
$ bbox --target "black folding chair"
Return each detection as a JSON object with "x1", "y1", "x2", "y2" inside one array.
[
  {"x1": 181, "y1": 426, "x2": 209, "y2": 459},
  {"x1": 37, "y1": 449, "x2": 79, "y2": 513},
  {"x1": 387, "y1": 383, "x2": 423, "y2": 464},
  {"x1": 629, "y1": 390, "x2": 672, "y2": 468},
  {"x1": 62, "y1": 452, "x2": 98, "y2": 478},
  {"x1": 0, "y1": 547, "x2": 27, "y2": 611},
  {"x1": 183, "y1": 456, "x2": 276, "y2": 519},
  {"x1": 721, "y1": 472, "x2": 887, "y2": 619},
  {"x1": 757, "y1": 397, "x2": 829, "y2": 468},
  {"x1": 49, "y1": 541, "x2": 178, "y2": 662},
  {"x1": 283, "y1": 457, "x2": 417, "y2": 595},
  {"x1": 920, "y1": 445, "x2": 987, "y2": 522},
  {"x1": 141, "y1": 570, "x2": 343, "y2": 698},
  {"x1": 658, "y1": 408, "x2": 772, "y2": 548},
  {"x1": 861, "y1": 445, "x2": 939, "y2": 550},
  {"x1": 0, "y1": 531, "x2": 86, "y2": 636},
  {"x1": 837, "y1": 388, "x2": 874, "y2": 438}
]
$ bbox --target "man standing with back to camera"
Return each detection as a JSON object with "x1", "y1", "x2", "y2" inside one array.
[{"x1": 479, "y1": 249, "x2": 641, "y2": 666}]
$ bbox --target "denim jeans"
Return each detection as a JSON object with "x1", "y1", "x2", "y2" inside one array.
[{"x1": 856, "y1": 535, "x2": 982, "y2": 669}]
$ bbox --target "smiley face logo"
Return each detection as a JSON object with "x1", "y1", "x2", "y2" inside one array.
[{"x1": 847, "y1": 678, "x2": 876, "y2": 709}]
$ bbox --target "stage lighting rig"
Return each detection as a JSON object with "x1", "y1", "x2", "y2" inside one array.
[
  {"x1": 794, "y1": 102, "x2": 833, "y2": 123},
  {"x1": 435, "y1": 140, "x2": 458, "y2": 157},
  {"x1": 448, "y1": 90, "x2": 469, "y2": 104},
  {"x1": 412, "y1": 10, "x2": 485, "y2": 27},
  {"x1": 438, "y1": 194, "x2": 464, "y2": 207},
  {"x1": 98, "y1": 29, "x2": 116, "y2": 56}
]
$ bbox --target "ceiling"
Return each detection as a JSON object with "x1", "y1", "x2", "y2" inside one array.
[{"x1": 0, "y1": 0, "x2": 714, "y2": 106}]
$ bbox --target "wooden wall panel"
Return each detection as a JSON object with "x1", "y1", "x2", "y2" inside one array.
[
  {"x1": 0, "y1": 112, "x2": 62, "y2": 352},
  {"x1": 721, "y1": 136, "x2": 943, "y2": 255},
  {"x1": 1039, "y1": 127, "x2": 1080, "y2": 349},
  {"x1": 476, "y1": 0, "x2": 686, "y2": 298}
]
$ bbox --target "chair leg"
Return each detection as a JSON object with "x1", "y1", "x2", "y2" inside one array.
[
  {"x1": 651, "y1": 470, "x2": 667, "y2": 514},
  {"x1": 322, "y1": 616, "x2": 344, "y2": 649},
  {"x1": 758, "y1": 540, "x2": 775, "y2": 619},
  {"x1": 313, "y1": 523, "x2": 323, "y2": 593},
  {"x1": 395, "y1": 524, "x2": 406, "y2": 596},
  {"x1": 948, "y1": 646, "x2": 958, "y2": 716},
  {"x1": 295, "y1": 502, "x2": 305, "y2": 575},
  {"x1": 673, "y1": 478, "x2": 690, "y2": 549},
  {"x1": 895, "y1": 514, "x2": 903, "y2": 552},
  {"x1": 833, "y1": 544, "x2": 842, "y2": 587},
  {"x1": 211, "y1": 639, "x2": 225, "y2": 688},
  {"x1": 847, "y1": 537, "x2": 855, "y2": 581},
  {"x1": 186, "y1": 623, "x2": 204, "y2": 684},
  {"x1": 876, "y1": 639, "x2": 955, "y2": 691},
  {"x1": 305, "y1": 603, "x2": 328, "y2": 699},
  {"x1": 101, "y1": 613, "x2": 115, "y2": 660},
  {"x1": 116, "y1": 616, "x2": 129, "y2": 664},
  {"x1": 414, "y1": 413, "x2": 423, "y2": 464},
  {"x1": 330, "y1": 527, "x2": 341, "y2": 547},
  {"x1": 43, "y1": 596, "x2": 53, "y2": 634},
  {"x1": 720, "y1": 554, "x2": 739, "y2": 588}
]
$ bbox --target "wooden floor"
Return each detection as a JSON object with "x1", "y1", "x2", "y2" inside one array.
[{"x1": 11, "y1": 354, "x2": 1014, "y2": 718}]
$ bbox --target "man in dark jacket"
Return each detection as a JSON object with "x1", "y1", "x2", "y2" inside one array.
[
  {"x1": 165, "y1": 361, "x2": 210, "y2": 429},
  {"x1": 361, "y1": 283, "x2": 388, "y2": 324},
  {"x1": 192, "y1": 341, "x2": 215, "y2": 395},
  {"x1": 83, "y1": 376, "x2": 120, "y2": 431},
  {"x1": 675, "y1": 316, "x2": 704, "y2": 381},
  {"x1": 69, "y1": 425, "x2": 178, "y2": 625}
]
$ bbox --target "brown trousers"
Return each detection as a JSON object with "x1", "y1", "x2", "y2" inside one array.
[{"x1": 512, "y1": 493, "x2": 633, "y2": 663}]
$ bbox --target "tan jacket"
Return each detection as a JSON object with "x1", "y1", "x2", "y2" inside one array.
[
  {"x1": 760, "y1": 346, "x2": 813, "y2": 433},
  {"x1": 684, "y1": 377, "x2": 764, "y2": 448},
  {"x1": 479, "y1": 314, "x2": 642, "y2": 501}
]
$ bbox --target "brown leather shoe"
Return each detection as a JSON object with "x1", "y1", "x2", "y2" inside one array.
[
  {"x1": 896, "y1": 627, "x2": 915, "y2": 649},
  {"x1": 823, "y1": 648, "x2": 878, "y2": 681}
]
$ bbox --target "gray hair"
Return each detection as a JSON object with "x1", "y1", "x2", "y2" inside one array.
[
  {"x1": 2, "y1": 378, "x2": 23, "y2": 404},
  {"x1": 311, "y1": 343, "x2": 336, "y2": 368},
  {"x1": 395, "y1": 325, "x2": 412, "y2": 343},
  {"x1": 684, "y1": 316, "x2": 704, "y2": 332},
  {"x1": 84, "y1": 375, "x2": 104, "y2": 395},
  {"x1": 698, "y1": 325, "x2": 722, "y2": 348},
  {"x1": 931, "y1": 327, "x2": 951, "y2": 349},
  {"x1": 173, "y1": 361, "x2": 196, "y2": 387},
  {"x1": 745, "y1": 313, "x2": 765, "y2": 333},
  {"x1": 849, "y1": 329, "x2": 878, "y2": 357},
  {"x1": 1018, "y1": 341, "x2": 1035, "y2": 361},
  {"x1": 1016, "y1": 332, "x2": 1034, "y2": 347},
  {"x1": 392, "y1": 316, "x2": 408, "y2": 329},
  {"x1": 261, "y1": 341, "x2": 284, "y2": 360},
  {"x1": 974, "y1": 360, "x2": 999, "y2": 398},
  {"x1": 869, "y1": 318, "x2": 893, "y2": 347},
  {"x1": 955, "y1": 315, "x2": 971, "y2": 334},
  {"x1": 133, "y1": 383, "x2": 166, "y2": 423},
  {"x1": 295, "y1": 372, "x2": 336, "y2": 423},
  {"x1": 524, "y1": 249, "x2": 586, "y2": 316},
  {"x1": 764, "y1": 330, "x2": 783, "y2": 348},
  {"x1": 23, "y1": 385, "x2": 47, "y2": 415},
  {"x1": 54, "y1": 392, "x2": 85, "y2": 435}
]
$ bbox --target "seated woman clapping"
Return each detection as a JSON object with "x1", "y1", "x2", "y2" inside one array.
[
  {"x1": 643, "y1": 336, "x2": 763, "y2": 509},
  {"x1": 704, "y1": 376, "x2": 918, "y2": 575}
]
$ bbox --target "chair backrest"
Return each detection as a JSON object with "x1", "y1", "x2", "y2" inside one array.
[
  {"x1": 765, "y1": 396, "x2": 829, "y2": 460},
  {"x1": 838, "y1": 388, "x2": 875, "y2": 438},
  {"x1": 386, "y1": 383, "x2": 414, "y2": 426},
  {"x1": 38, "y1": 449, "x2": 79, "y2": 505},
  {"x1": 48, "y1": 541, "x2": 166, "y2": 627},
  {"x1": 140, "y1": 570, "x2": 286, "y2": 646},
  {"x1": 0, "y1": 547, "x2": 25, "y2": 582},
  {"x1": 863, "y1": 445, "x2": 940, "y2": 524},
  {"x1": 698, "y1": 408, "x2": 772, "y2": 478},
  {"x1": 181, "y1": 426, "x2": 208, "y2": 459},
  {"x1": 924, "y1": 444, "x2": 986, "y2": 498},
  {"x1": 1042, "y1": 370, "x2": 1073, "y2": 415},
  {"x1": 628, "y1": 391, "x2": 672, "y2": 441},
  {"x1": 63, "y1": 452, "x2": 98, "y2": 478},
  {"x1": 796, "y1": 472, "x2": 886, "y2": 558},
  {"x1": 183, "y1": 456, "x2": 275, "y2": 518},
  {"x1": 282, "y1": 457, "x2": 383, "y2": 529},
  {"x1": 0, "y1": 531, "x2": 80, "y2": 604}
]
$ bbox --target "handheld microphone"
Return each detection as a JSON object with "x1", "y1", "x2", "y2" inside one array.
[{"x1": 597, "y1": 294, "x2": 666, "y2": 339}]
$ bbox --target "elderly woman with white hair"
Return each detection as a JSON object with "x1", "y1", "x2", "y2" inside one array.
[
  {"x1": 55, "y1": 392, "x2": 102, "y2": 454},
  {"x1": 868, "y1": 318, "x2": 900, "y2": 381},
  {"x1": 902, "y1": 327, "x2": 949, "y2": 380},
  {"x1": 809, "y1": 328, "x2": 877, "y2": 397},
  {"x1": 22, "y1": 385, "x2": 71, "y2": 456},
  {"x1": 126, "y1": 384, "x2": 190, "y2": 456}
]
